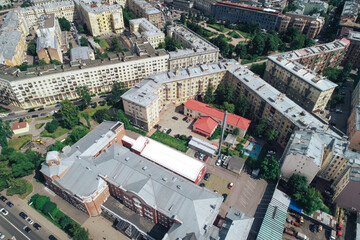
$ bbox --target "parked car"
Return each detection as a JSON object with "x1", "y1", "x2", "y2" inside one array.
[
  {"x1": 19, "y1": 212, "x2": 28, "y2": 219},
  {"x1": 6, "y1": 201, "x2": 13, "y2": 207},
  {"x1": 55, "y1": 104, "x2": 61, "y2": 107},
  {"x1": 162, "y1": 128, "x2": 168, "y2": 133},
  {"x1": 33, "y1": 223, "x2": 41, "y2": 230},
  {"x1": 228, "y1": 182, "x2": 233, "y2": 189},
  {"x1": 186, "y1": 119, "x2": 190, "y2": 123},
  {"x1": 49, "y1": 235, "x2": 57, "y2": 240},
  {"x1": 0, "y1": 208, "x2": 8, "y2": 216},
  {"x1": 204, "y1": 156, "x2": 208, "y2": 162},
  {"x1": 0, "y1": 196, "x2": 7, "y2": 202},
  {"x1": 199, "y1": 153, "x2": 204, "y2": 161},
  {"x1": 166, "y1": 129, "x2": 172, "y2": 134},
  {"x1": 174, "y1": 134, "x2": 180, "y2": 139},
  {"x1": 172, "y1": 116, "x2": 178, "y2": 120},
  {"x1": 215, "y1": 159, "x2": 221, "y2": 166},
  {"x1": 182, "y1": 116, "x2": 188, "y2": 121},
  {"x1": 26, "y1": 217, "x2": 34, "y2": 224},
  {"x1": 23, "y1": 226, "x2": 31, "y2": 233},
  {"x1": 0, "y1": 232, "x2": 4, "y2": 239},
  {"x1": 194, "y1": 152, "x2": 200, "y2": 158},
  {"x1": 37, "y1": 107, "x2": 44, "y2": 111},
  {"x1": 27, "y1": 108, "x2": 35, "y2": 113},
  {"x1": 222, "y1": 194, "x2": 227, "y2": 202},
  {"x1": 40, "y1": 112, "x2": 47, "y2": 116},
  {"x1": 204, "y1": 173, "x2": 210, "y2": 181},
  {"x1": 311, "y1": 224, "x2": 317, "y2": 232},
  {"x1": 154, "y1": 124, "x2": 159, "y2": 129},
  {"x1": 31, "y1": 115, "x2": 39, "y2": 118},
  {"x1": 335, "y1": 109, "x2": 343, "y2": 113}
]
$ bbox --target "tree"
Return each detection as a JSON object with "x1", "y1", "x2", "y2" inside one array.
[
  {"x1": 60, "y1": 216, "x2": 72, "y2": 229},
  {"x1": 266, "y1": 129, "x2": 279, "y2": 142},
  {"x1": 157, "y1": 42, "x2": 165, "y2": 49},
  {"x1": 110, "y1": 37, "x2": 128, "y2": 53},
  {"x1": 295, "y1": 187, "x2": 323, "y2": 215},
  {"x1": 264, "y1": 34, "x2": 278, "y2": 54},
  {"x1": 77, "y1": 25, "x2": 85, "y2": 33},
  {"x1": 323, "y1": 67, "x2": 341, "y2": 82},
  {"x1": 45, "y1": 120, "x2": 59, "y2": 133},
  {"x1": 204, "y1": 83, "x2": 215, "y2": 104},
  {"x1": 250, "y1": 34, "x2": 265, "y2": 56},
  {"x1": 80, "y1": 37, "x2": 89, "y2": 47},
  {"x1": 250, "y1": 62, "x2": 266, "y2": 78},
  {"x1": 180, "y1": 13, "x2": 186, "y2": 24},
  {"x1": 76, "y1": 86, "x2": 91, "y2": 106},
  {"x1": 50, "y1": 59, "x2": 62, "y2": 65},
  {"x1": 60, "y1": 100, "x2": 79, "y2": 129},
  {"x1": 0, "y1": 119, "x2": 12, "y2": 147},
  {"x1": 67, "y1": 127, "x2": 89, "y2": 144},
  {"x1": 287, "y1": 174, "x2": 308, "y2": 196},
  {"x1": 73, "y1": 227, "x2": 90, "y2": 240},
  {"x1": 93, "y1": 36, "x2": 100, "y2": 43},
  {"x1": 291, "y1": 34, "x2": 306, "y2": 50},
  {"x1": 224, "y1": 83, "x2": 235, "y2": 103},
  {"x1": 254, "y1": 118, "x2": 268, "y2": 136},
  {"x1": 39, "y1": 59, "x2": 47, "y2": 66},
  {"x1": 6, "y1": 178, "x2": 27, "y2": 196},
  {"x1": 58, "y1": 17, "x2": 71, "y2": 31},
  {"x1": 221, "y1": 102, "x2": 235, "y2": 113},
  {"x1": 43, "y1": 201, "x2": 57, "y2": 216},
  {"x1": 0, "y1": 161, "x2": 12, "y2": 191},
  {"x1": 27, "y1": 40, "x2": 36, "y2": 56},
  {"x1": 339, "y1": 61, "x2": 353, "y2": 82},
  {"x1": 207, "y1": 16, "x2": 216, "y2": 24},
  {"x1": 34, "y1": 195, "x2": 50, "y2": 211},
  {"x1": 260, "y1": 157, "x2": 281, "y2": 182},
  {"x1": 116, "y1": 109, "x2": 130, "y2": 128},
  {"x1": 234, "y1": 94, "x2": 250, "y2": 117},
  {"x1": 233, "y1": 128, "x2": 240, "y2": 136},
  {"x1": 235, "y1": 43, "x2": 247, "y2": 59},
  {"x1": 214, "y1": 82, "x2": 226, "y2": 104},
  {"x1": 109, "y1": 81, "x2": 126, "y2": 106},
  {"x1": 93, "y1": 109, "x2": 111, "y2": 123},
  {"x1": 164, "y1": 36, "x2": 184, "y2": 51},
  {"x1": 12, "y1": 161, "x2": 35, "y2": 177}
]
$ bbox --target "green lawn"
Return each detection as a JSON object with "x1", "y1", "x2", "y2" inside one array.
[
  {"x1": 200, "y1": 173, "x2": 231, "y2": 201},
  {"x1": 8, "y1": 134, "x2": 32, "y2": 150},
  {"x1": 99, "y1": 39, "x2": 109, "y2": 50},
  {"x1": 237, "y1": 30, "x2": 253, "y2": 39},
  {"x1": 81, "y1": 104, "x2": 111, "y2": 120},
  {"x1": 20, "y1": 180, "x2": 33, "y2": 199},
  {"x1": 36, "y1": 115, "x2": 53, "y2": 121},
  {"x1": 150, "y1": 130, "x2": 188, "y2": 152},
  {"x1": 207, "y1": 23, "x2": 231, "y2": 33},
  {"x1": 228, "y1": 31, "x2": 241, "y2": 38},
  {"x1": 40, "y1": 126, "x2": 70, "y2": 138},
  {"x1": 35, "y1": 123, "x2": 45, "y2": 129}
]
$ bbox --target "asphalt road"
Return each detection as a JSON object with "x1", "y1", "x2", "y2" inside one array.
[{"x1": 0, "y1": 200, "x2": 59, "y2": 240}]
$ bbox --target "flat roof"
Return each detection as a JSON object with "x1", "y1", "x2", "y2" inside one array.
[
  {"x1": 188, "y1": 137, "x2": 218, "y2": 156},
  {"x1": 130, "y1": 135, "x2": 205, "y2": 182},
  {"x1": 130, "y1": 18, "x2": 164, "y2": 38}
]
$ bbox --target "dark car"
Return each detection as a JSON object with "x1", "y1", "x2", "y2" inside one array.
[
  {"x1": 166, "y1": 129, "x2": 172, "y2": 134},
  {"x1": 6, "y1": 201, "x2": 13, "y2": 207},
  {"x1": 157, "y1": 125, "x2": 161, "y2": 130},
  {"x1": 55, "y1": 104, "x2": 61, "y2": 107},
  {"x1": 311, "y1": 224, "x2": 317, "y2": 233},
  {"x1": 33, "y1": 223, "x2": 41, "y2": 230},
  {"x1": 27, "y1": 108, "x2": 35, "y2": 113},
  {"x1": 187, "y1": 135, "x2": 193, "y2": 141},
  {"x1": 194, "y1": 152, "x2": 200, "y2": 158},
  {"x1": 204, "y1": 173, "x2": 210, "y2": 181},
  {"x1": 40, "y1": 112, "x2": 47, "y2": 116},
  {"x1": 37, "y1": 107, "x2": 44, "y2": 111},
  {"x1": 49, "y1": 235, "x2": 57, "y2": 240},
  {"x1": 154, "y1": 124, "x2": 159, "y2": 129},
  {"x1": 23, "y1": 226, "x2": 31, "y2": 233},
  {"x1": 172, "y1": 116, "x2": 178, "y2": 120},
  {"x1": 0, "y1": 196, "x2": 7, "y2": 202},
  {"x1": 174, "y1": 134, "x2": 180, "y2": 139},
  {"x1": 182, "y1": 116, "x2": 188, "y2": 121},
  {"x1": 19, "y1": 212, "x2": 28, "y2": 219},
  {"x1": 222, "y1": 194, "x2": 228, "y2": 202},
  {"x1": 31, "y1": 115, "x2": 39, "y2": 118}
]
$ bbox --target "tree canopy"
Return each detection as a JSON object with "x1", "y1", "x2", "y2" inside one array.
[
  {"x1": 93, "y1": 109, "x2": 111, "y2": 123},
  {"x1": 204, "y1": 83, "x2": 215, "y2": 104},
  {"x1": 80, "y1": 37, "x2": 89, "y2": 47},
  {"x1": 109, "y1": 82, "x2": 127, "y2": 106},
  {"x1": 27, "y1": 40, "x2": 36, "y2": 56},
  {"x1": 0, "y1": 119, "x2": 12, "y2": 147},
  {"x1": 76, "y1": 86, "x2": 91, "y2": 106},
  {"x1": 60, "y1": 100, "x2": 79, "y2": 129},
  {"x1": 58, "y1": 17, "x2": 71, "y2": 31},
  {"x1": 287, "y1": 174, "x2": 308, "y2": 196},
  {"x1": 260, "y1": 157, "x2": 281, "y2": 182},
  {"x1": 45, "y1": 120, "x2": 59, "y2": 133},
  {"x1": 164, "y1": 36, "x2": 184, "y2": 51}
]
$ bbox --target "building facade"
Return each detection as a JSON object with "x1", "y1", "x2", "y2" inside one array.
[
  {"x1": 0, "y1": 49, "x2": 168, "y2": 108},
  {"x1": 211, "y1": 1, "x2": 285, "y2": 31},
  {"x1": 280, "y1": 13, "x2": 325, "y2": 39},
  {"x1": 40, "y1": 121, "x2": 223, "y2": 240},
  {"x1": 167, "y1": 25, "x2": 219, "y2": 70},
  {"x1": 345, "y1": 31, "x2": 360, "y2": 69},
  {"x1": 128, "y1": 0, "x2": 162, "y2": 28},
  {"x1": 130, "y1": 18, "x2": 165, "y2": 48},
  {"x1": 264, "y1": 54, "x2": 337, "y2": 112},
  {"x1": 77, "y1": 1, "x2": 124, "y2": 36},
  {"x1": 347, "y1": 106, "x2": 360, "y2": 151}
]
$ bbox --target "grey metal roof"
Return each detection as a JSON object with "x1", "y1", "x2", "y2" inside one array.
[
  {"x1": 0, "y1": 31, "x2": 22, "y2": 60},
  {"x1": 256, "y1": 189, "x2": 290, "y2": 240},
  {"x1": 188, "y1": 137, "x2": 218, "y2": 156},
  {"x1": 70, "y1": 46, "x2": 94, "y2": 61},
  {"x1": 130, "y1": 18, "x2": 163, "y2": 38},
  {"x1": 40, "y1": 121, "x2": 223, "y2": 240},
  {"x1": 131, "y1": 0, "x2": 161, "y2": 15},
  {"x1": 219, "y1": 207, "x2": 254, "y2": 240},
  {"x1": 36, "y1": 35, "x2": 59, "y2": 52}
]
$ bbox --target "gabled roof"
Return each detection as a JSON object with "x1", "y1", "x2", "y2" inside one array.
[
  {"x1": 185, "y1": 99, "x2": 251, "y2": 130},
  {"x1": 12, "y1": 121, "x2": 27, "y2": 130},
  {"x1": 193, "y1": 116, "x2": 218, "y2": 135}
]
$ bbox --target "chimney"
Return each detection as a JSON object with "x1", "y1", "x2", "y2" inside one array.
[{"x1": 217, "y1": 111, "x2": 228, "y2": 156}]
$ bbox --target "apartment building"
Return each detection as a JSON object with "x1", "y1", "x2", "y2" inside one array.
[
  {"x1": 0, "y1": 49, "x2": 168, "y2": 108},
  {"x1": 0, "y1": 10, "x2": 27, "y2": 67},
  {"x1": 280, "y1": 13, "x2": 325, "y2": 39},
  {"x1": 339, "y1": 1, "x2": 360, "y2": 37},
  {"x1": 35, "y1": 14, "x2": 63, "y2": 46},
  {"x1": 77, "y1": 1, "x2": 124, "y2": 36},
  {"x1": 294, "y1": 0, "x2": 328, "y2": 16},
  {"x1": 281, "y1": 130, "x2": 325, "y2": 183},
  {"x1": 130, "y1": 18, "x2": 165, "y2": 48},
  {"x1": 167, "y1": 25, "x2": 219, "y2": 70},
  {"x1": 264, "y1": 54, "x2": 337, "y2": 112},
  {"x1": 19, "y1": 1, "x2": 77, "y2": 27},
  {"x1": 274, "y1": 38, "x2": 349, "y2": 74},
  {"x1": 128, "y1": 0, "x2": 162, "y2": 28},
  {"x1": 347, "y1": 106, "x2": 360, "y2": 151},
  {"x1": 122, "y1": 60, "x2": 336, "y2": 147},
  {"x1": 40, "y1": 121, "x2": 223, "y2": 240},
  {"x1": 210, "y1": 1, "x2": 285, "y2": 31},
  {"x1": 345, "y1": 31, "x2": 360, "y2": 69}
]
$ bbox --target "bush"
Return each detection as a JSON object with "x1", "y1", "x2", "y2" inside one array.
[
  {"x1": 43, "y1": 201, "x2": 57, "y2": 215},
  {"x1": 6, "y1": 178, "x2": 28, "y2": 196},
  {"x1": 45, "y1": 120, "x2": 59, "y2": 133},
  {"x1": 150, "y1": 131, "x2": 188, "y2": 152},
  {"x1": 35, "y1": 195, "x2": 50, "y2": 211}
]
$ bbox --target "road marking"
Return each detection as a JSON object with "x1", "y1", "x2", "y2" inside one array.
[{"x1": 0, "y1": 214, "x2": 31, "y2": 240}]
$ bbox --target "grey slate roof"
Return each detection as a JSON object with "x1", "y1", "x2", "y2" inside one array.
[
  {"x1": 219, "y1": 207, "x2": 254, "y2": 240},
  {"x1": 70, "y1": 46, "x2": 94, "y2": 61},
  {"x1": 40, "y1": 121, "x2": 223, "y2": 240}
]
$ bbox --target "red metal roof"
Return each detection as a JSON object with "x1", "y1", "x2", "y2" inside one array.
[
  {"x1": 193, "y1": 116, "x2": 218, "y2": 136},
  {"x1": 185, "y1": 99, "x2": 251, "y2": 130},
  {"x1": 215, "y1": 1, "x2": 281, "y2": 14},
  {"x1": 12, "y1": 122, "x2": 27, "y2": 130}
]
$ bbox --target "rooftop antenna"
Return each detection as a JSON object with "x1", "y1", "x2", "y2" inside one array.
[{"x1": 217, "y1": 110, "x2": 228, "y2": 156}]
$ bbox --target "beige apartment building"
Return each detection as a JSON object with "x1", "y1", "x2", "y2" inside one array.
[
  {"x1": 347, "y1": 106, "x2": 360, "y2": 151},
  {"x1": 77, "y1": 2, "x2": 124, "y2": 36},
  {"x1": 264, "y1": 54, "x2": 337, "y2": 112},
  {"x1": 0, "y1": 49, "x2": 168, "y2": 108},
  {"x1": 128, "y1": 0, "x2": 162, "y2": 28},
  {"x1": 130, "y1": 18, "x2": 164, "y2": 48},
  {"x1": 122, "y1": 60, "x2": 335, "y2": 147},
  {"x1": 280, "y1": 13, "x2": 325, "y2": 39},
  {"x1": 167, "y1": 25, "x2": 219, "y2": 70}
]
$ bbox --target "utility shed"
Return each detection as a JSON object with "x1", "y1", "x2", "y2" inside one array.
[{"x1": 188, "y1": 137, "x2": 218, "y2": 157}]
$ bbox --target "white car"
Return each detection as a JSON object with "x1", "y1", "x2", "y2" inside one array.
[
  {"x1": 0, "y1": 208, "x2": 8, "y2": 216},
  {"x1": 26, "y1": 217, "x2": 34, "y2": 224},
  {"x1": 0, "y1": 232, "x2": 4, "y2": 239},
  {"x1": 215, "y1": 160, "x2": 221, "y2": 166}
]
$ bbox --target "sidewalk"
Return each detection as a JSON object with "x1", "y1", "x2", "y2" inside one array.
[{"x1": 82, "y1": 216, "x2": 129, "y2": 240}]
